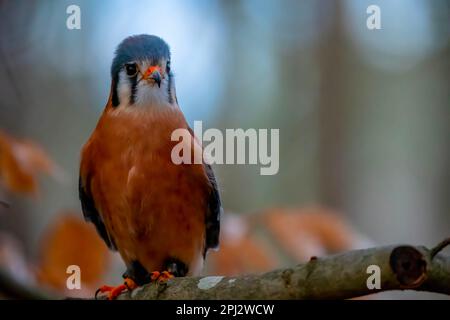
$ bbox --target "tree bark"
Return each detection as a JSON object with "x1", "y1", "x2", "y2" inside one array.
[
  {"x1": 1, "y1": 239, "x2": 449, "y2": 299},
  {"x1": 112, "y1": 239, "x2": 450, "y2": 300}
]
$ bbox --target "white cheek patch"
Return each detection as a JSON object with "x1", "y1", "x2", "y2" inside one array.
[{"x1": 117, "y1": 70, "x2": 132, "y2": 106}]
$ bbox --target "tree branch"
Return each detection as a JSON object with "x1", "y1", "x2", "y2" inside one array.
[
  {"x1": 1, "y1": 239, "x2": 449, "y2": 299},
  {"x1": 106, "y1": 239, "x2": 450, "y2": 300}
]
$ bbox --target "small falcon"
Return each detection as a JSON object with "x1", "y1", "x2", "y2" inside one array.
[{"x1": 79, "y1": 35, "x2": 222, "y2": 299}]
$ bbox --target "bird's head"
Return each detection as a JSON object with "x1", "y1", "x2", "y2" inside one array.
[{"x1": 110, "y1": 35, "x2": 176, "y2": 108}]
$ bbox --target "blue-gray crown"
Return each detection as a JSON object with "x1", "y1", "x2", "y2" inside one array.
[{"x1": 111, "y1": 34, "x2": 170, "y2": 78}]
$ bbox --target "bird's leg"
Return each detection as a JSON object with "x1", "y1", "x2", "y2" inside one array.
[
  {"x1": 96, "y1": 261, "x2": 179, "y2": 299},
  {"x1": 95, "y1": 271, "x2": 175, "y2": 300},
  {"x1": 95, "y1": 278, "x2": 137, "y2": 300},
  {"x1": 147, "y1": 259, "x2": 186, "y2": 284}
]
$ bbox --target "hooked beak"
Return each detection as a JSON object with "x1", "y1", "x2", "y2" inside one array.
[{"x1": 143, "y1": 66, "x2": 161, "y2": 88}]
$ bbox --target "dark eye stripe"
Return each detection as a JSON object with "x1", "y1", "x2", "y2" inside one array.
[
  {"x1": 111, "y1": 74, "x2": 119, "y2": 107},
  {"x1": 129, "y1": 74, "x2": 137, "y2": 105}
]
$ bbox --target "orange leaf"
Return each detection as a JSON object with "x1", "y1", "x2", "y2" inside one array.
[
  {"x1": 261, "y1": 206, "x2": 355, "y2": 262},
  {"x1": 0, "y1": 130, "x2": 56, "y2": 195},
  {"x1": 206, "y1": 207, "x2": 358, "y2": 276},
  {"x1": 35, "y1": 212, "x2": 110, "y2": 295}
]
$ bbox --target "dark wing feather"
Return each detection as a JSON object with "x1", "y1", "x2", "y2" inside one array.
[
  {"x1": 186, "y1": 126, "x2": 222, "y2": 255},
  {"x1": 203, "y1": 162, "x2": 222, "y2": 255},
  {"x1": 78, "y1": 175, "x2": 117, "y2": 251}
]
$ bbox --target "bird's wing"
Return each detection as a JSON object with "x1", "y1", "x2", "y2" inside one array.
[
  {"x1": 187, "y1": 127, "x2": 222, "y2": 255},
  {"x1": 203, "y1": 162, "x2": 222, "y2": 253},
  {"x1": 79, "y1": 154, "x2": 117, "y2": 251}
]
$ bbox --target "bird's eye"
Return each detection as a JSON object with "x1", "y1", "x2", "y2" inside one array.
[
  {"x1": 166, "y1": 60, "x2": 171, "y2": 72},
  {"x1": 125, "y1": 63, "x2": 138, "y2": 77}
]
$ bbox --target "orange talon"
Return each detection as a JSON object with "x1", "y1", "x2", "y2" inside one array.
[
  {"x1": 95, "y1": 278, "x2": 136, "y2": 300},
  {"x1": 148, "y1": 270, "x2": 174, "y2": 283},
  {"x1": 150, "y1": 271, "x2": 161, "y2": 281},
  {"x1": 124, "y1": 278, "x2": 137, "y2": 290},
  {"x1": 95, "y1": 285, "x2": 114, "y2": 299},
  {"x1": 107, "y1": 284, "x2": 127, "y2": 300},
  {"x1": 159, "y1": 271, "x2": 174, "y2": 283}
]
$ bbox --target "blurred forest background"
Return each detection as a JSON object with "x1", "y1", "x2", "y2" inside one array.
[{"x1": 0, "y1": 0, "x2": 449, "y2": 299}]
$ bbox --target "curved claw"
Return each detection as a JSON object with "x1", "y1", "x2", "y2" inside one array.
[
  {"x1": 95, "y1": 288, "x2": 101, "y2": 300},
  {"x1": 95, "y1": 285, "x2": 114, "y2": 300},
  {"x1": 94, "y1": 279, "x2": 136, "y2": 300}
]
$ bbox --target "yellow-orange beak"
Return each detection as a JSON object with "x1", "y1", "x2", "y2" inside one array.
[{"x1": 142, "y1": 66, "x2": 162, "y2": 87}]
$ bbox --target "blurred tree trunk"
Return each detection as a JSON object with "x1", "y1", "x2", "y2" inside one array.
[{"x1": 317, "y1": 1, "x2": 347, "y2": 210}]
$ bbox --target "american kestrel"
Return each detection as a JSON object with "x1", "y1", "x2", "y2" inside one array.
[{"x1": 79, "y1": 35, "x2": 222, "y2": 299}]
